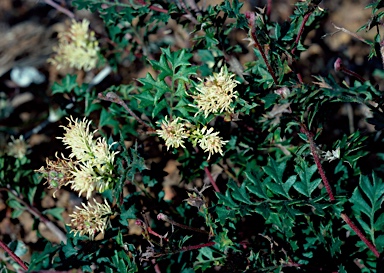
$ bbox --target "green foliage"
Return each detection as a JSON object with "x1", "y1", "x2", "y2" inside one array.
[{"x1": 4, "y1": 0, "x2": 384, "y2": 272}]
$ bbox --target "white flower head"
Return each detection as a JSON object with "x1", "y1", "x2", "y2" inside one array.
[
  {"x1": 6, "y1": 135, "x2": 29, "y2": 159},
  {"x1": 49, "y1": 19, "x2": 100, "y2": 71},
  {"x1": 192, "y1": 66, "x2": 239, "y2": 118},
  {"x1": 156, "y1": 116, "x2": 190, "y2": 150},
  {"x1": 69, "y1": 199, "x2": 112, "y2": 240},
  {"x1": 191, "y1": 127, "x2": 228, "y2": 160}
]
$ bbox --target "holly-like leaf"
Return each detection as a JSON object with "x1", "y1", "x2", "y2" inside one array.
[
  {"x1": 350, "y1": 173, "x2": 384, "y2": 241},
  {"x1": 293, "y1": 161, "x2": 321, "y2": 198}
]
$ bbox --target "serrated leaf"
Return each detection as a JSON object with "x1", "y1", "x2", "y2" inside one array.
[
  {"x1": 227, "y1": 180, "x2": 251, "y2": 204},
  {"x1": 245, "y1": 169, "x2": 269, "y2": 199},
  {"x1": 350, "y1": 173, "x2": 384, "y2": 238},
  {"x1": 293, "y1": 163, "x2": 321, "y2": 197},
  {"x1": 263, "y1": 158, "x2": 292, "y2": 199}
]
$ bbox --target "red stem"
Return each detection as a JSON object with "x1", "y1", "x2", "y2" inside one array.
[
  {"x1": 0, "y1": 239, "x2": 28, "y2": 271},
  {"x1": 266, "y1": 0, "x2": 272, "y2": 17},
  {"x1": 341, "y1": 213, "x2": 379, "y2": 258},
  {"x1": 291, "y1": 12, "x2": 312, "y2": 55},
  {"x1": 135, "y1": 0, "x2": 168, "y2": 13},
  {"x1": 301, "y1": 125, "x2": 379, "y2": 257},
  {"x1": 181, "y1": 241, "x2": 215, "y2": 251},
  {"x1": 340, "y1": 67, "x2": 366, "y2": 83},
  {"x1": 204, "y1": 166, "x2": 220, "y2": 193},
  {"x1": 250, "y1": 31, "x2": 278, "y2": 85},
  {"x1": 301, "y1": 126, "x2": 335, "y2": 201}
]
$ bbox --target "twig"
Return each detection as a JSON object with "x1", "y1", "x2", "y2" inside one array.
[
  {"x1": 0, "y1": 238, "x2": 28, "y2": 271},
  {"x1": 329, "y1": 23, "x2": 370, "y2": 45},
  {"x1": 0, "y1": 188, "x2": 67, "y2": 244},
  {"x1": 157, "y1": 213, "x2": 210, "y2": 235},
  {"x1": 43, "y1": 0, "x2": 75, "y2": 18},
  {"x1": 204, "y1": 166, "x2": 220, "y2": 193},
  {"x1": 266, "y1": 0, "x2": 272, "y2": 17},
  {"x1": 98, "y1": 92, "x2": 154, "y2": 131}
]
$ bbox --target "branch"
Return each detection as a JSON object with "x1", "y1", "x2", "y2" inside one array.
[
  {"x1": 43, "y1": 0, "x2": 75, "y2": 18},
  {"x1": 98, "y1": 92, "x2": 155, "y2": 131},
  {"x1": 0, "y1": 188, "x2": 67, "y2": 244},
  {"x1": 0, "y1": 238, "x2": 28, "y2": 271}
]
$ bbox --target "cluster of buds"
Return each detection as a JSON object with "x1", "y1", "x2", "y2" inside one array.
[
  {"x1": 156, "y1": 118, "x2": 227, "y2": 160},
  {"x1": 36, "y1": 116, "x2": 118, "y2": 199},
  {"x1": 48, "y1": 19, "x2": 100, "y2": 71},
  {"x1": 192, "y1": 66, "x2": 239, "y2": 118}
]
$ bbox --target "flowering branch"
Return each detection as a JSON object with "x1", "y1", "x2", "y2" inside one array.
[{"x1": 0, "y1": 238, "x2": 28, "y2": 271}]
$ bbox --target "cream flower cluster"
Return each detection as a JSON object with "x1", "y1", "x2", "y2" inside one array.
[
  {"x1": 49, "y1": 19, "x2": 100, "y2": 71},
  {"x1": 5, "y1": 136, "x2": 29, "y2": 159},
  {"x1": 37, "y1": 116, "x2": 117, "y2": 199},
  {"x1": 69, "y1": 199, "x2": 112, "y2": 240},
  {"x1": 193, "y1": 66, "x2": 239, "y2": 118},
  {"x1": 156, "y1": 117, "x2": 227, "y2": 160}
]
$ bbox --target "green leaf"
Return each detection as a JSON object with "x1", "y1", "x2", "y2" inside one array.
[
  {"x1": 43, "y1": 207, "x2": 65, "y2": 221},
  {"x1": 245, "y1": 169, "x2": 269, "y2": 199},
  {"x1": 350, "y1": 173, "x2": 384, "y2": 240},
  {"x1": 293, "y1": 162, "x2": 321, "y2": 197},
  {"x1": 263, "y1": 158, "x2": 293, "y2": 199},
  {"x1": 227, "y1": 180, "x2": 252, "y2": 204},
  {"x1": 52, "y1": 75, "x2": 78, "y2": 94}
]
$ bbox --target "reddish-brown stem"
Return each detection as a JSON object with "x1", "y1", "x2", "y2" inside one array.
[
  {"x1": 157, "y1": 213, "x2": 210, "y2": 235},
  {"x1": 340, "y1": 67, "x2": 366, "y2": 83},
  {"x1": 135, "y1": 0, "x2": 168, "y2": 13},
  {"x1": 204, "y1": 166, "x2": 220, "y2": 193},
  {"x1": 43, "y1": 0, "x2": 75, "y2": 18},
  {"x1": 98, "y1": 92, "x2": 154, "y2": 131},
  {"x1": 266, "y1": 0, "x2": 272, "y2": 17},
  {"x1": 341, "y1": 213, "x2": 379, "y2": 258},
  {"x1": 0, "y1": 188, "x2": 67, "y2": 243},
  {"x1": 291, "y1": 12, "x2": 312, "y2": 55},
  {"x1": 301, "y1": 125, "x2": 380, "y2": 257},
  {"x1": 0, "y1": 238, "x2": 28, "y2": 271},
  {"x1": 181, "y1": 241, "x2": 215, "y2": 251},
  {"x1": 300, "y1": 126, "x2": 335, "y2": 201},
  {"x1": 250, "y1": 31, "x2": 278, "y2": 85}
]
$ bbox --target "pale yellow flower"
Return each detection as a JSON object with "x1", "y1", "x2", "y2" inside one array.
[
  {"x1": 6, "y1": 135, "x2": 29, "y2": 159},
  {"x1": 69, "y1": 199, "x2": 112, "y2": 240},
  {"x1": 191, "y1": 127, "x2": 228, "y2": 160},
  {"x1": 49, "y1": 19, "x2": 100, "y2": 71},
  {"x1": 193, "y1": 66, "x2": 239, "y2": 118},
  {"x1": 58, "y1": 116, "x2": 96, "y2": 162},
  {"x1": 156, "y1": 116, "x2": 190, "y2": 150},
  {"x1": 51, "y1": 116, "x2": 117, "y2": 199}
]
